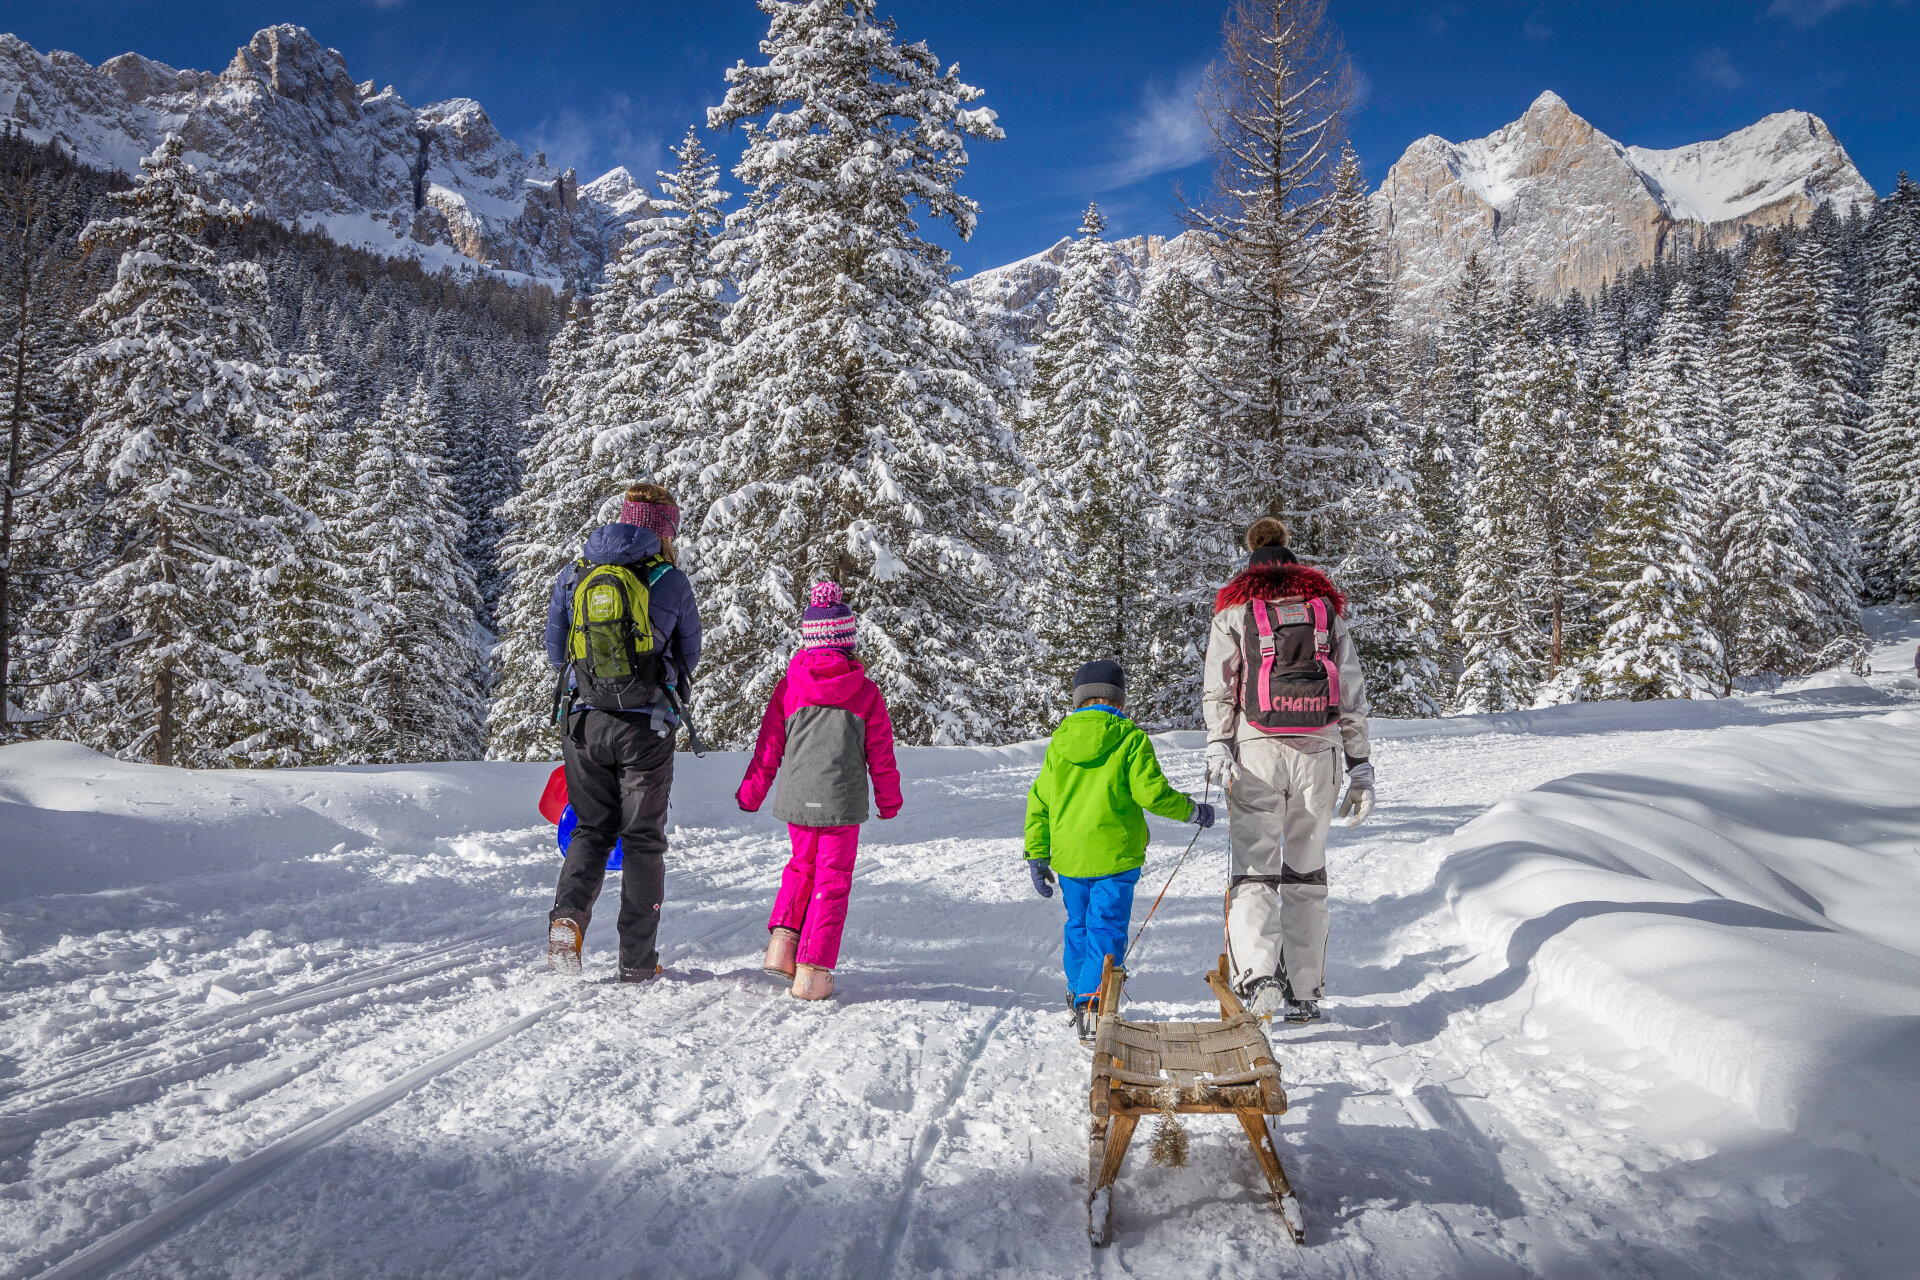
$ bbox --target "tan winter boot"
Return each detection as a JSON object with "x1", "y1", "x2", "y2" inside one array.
[
  {"x1": 790, "y1": 964, "x2": 835, "y2": 1001},
  {"x1": 546, "y1": 918, "x2": 583, "y2": 977},
  {"x1": 763, "y1": 927, "x2": 800, "y2": 980}
]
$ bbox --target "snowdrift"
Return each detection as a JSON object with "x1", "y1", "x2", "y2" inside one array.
[
  {"x1": 0, "y1": 742, "x2": 555, "y2": 902},
  {"x1": 0, "y1": 738, "x2": 1069, "y2": 904},
  {"x1": 1439, "y1": 707, "x2": 1920, "y2": 1182}
]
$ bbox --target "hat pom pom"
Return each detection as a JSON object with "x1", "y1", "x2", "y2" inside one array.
[{"x1": 810, "y1": 581, "x2": 844, "y2": 608}]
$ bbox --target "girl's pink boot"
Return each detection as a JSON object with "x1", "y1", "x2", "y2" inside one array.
[
  {"x1": 763, "y1": 927, "x2": 799, "y2": 980},
  {"x1": 790, "y1": 964, "x2": 835, "y2": 1001}
]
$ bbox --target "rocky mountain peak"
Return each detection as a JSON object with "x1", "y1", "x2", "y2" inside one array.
[
  {"x1": 97, "y1": 52, "x2": 205, "y2": 102},
  {"x1": 222, "y1": 25, "x2": 355, "y2": 109},
  {"x1": 1374, "y1": 94, "x2": 1876, "y2": 328},
  {"x1": 0, "y1": 25, "x2": 654, "y2": 286}
]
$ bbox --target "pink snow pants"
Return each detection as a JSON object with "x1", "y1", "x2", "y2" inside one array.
[{"x1": 768, "y1": 823, "x2": 861, "y2": 970}]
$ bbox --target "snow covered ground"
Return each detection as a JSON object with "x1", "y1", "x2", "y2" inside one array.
[{"x1": 3, "y1": 613, "x2": 1917, "y2": 1279}]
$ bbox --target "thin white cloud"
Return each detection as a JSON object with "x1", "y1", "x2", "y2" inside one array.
[
  {"x1": 1765, "y1": 0, "x2": 1858, "y2": 24},
  {"x1": 1766, "y1": 0, "x2": 1912, "y2": 24},
  {"x1": 1350, "y1": 67, "x2": 1374, "y2": 112},
  {"x1": 1524, "y1": 10, "x2": 1554, "y2": 40},
  {"x1": 1693, "y1": 46, "x2": 1746, "y2": 89},
  {"x1": 1098, "y1": 66, "x2": 1210, "y2": 190},
  {"x1": 527, "y1": 92, "x2": 677, "y2": 183}
]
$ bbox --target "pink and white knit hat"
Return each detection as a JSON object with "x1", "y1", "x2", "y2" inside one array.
[
  {"x1": 800, "y1": 581, "x2": 858, "y2": 649},
  {"x1": 619, "y1": 498, "x2": 680, "y2": 543}
]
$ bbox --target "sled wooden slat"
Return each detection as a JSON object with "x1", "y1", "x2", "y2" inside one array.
[{"x1": 1085, "y1": 954, "x2": 1306, "y2": 1248}]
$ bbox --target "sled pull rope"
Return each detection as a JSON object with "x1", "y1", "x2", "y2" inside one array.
[{"x1": 1117, "y1": 778, "x2": 1213, "y2": 1009}]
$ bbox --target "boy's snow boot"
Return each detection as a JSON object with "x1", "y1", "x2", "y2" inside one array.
[
  {"x1": 790, "y1": 964, "x2": 835, "y2": 1001},
  {"x1": 1281, "y1": 999, "x2": 1320, "y2": 1025},
  {"x1": 546, "y1": 918, "x2": 584, "y2": 977},
  {"x1": 1245, "y1": 977, "x2": 1286, "y2": 1019},
  {"x1": 763, "y1": 927, "x2": 800, "y2": 980},
  {"x1": 618, "y1": 964, "x2": 663, "y2": 984}
]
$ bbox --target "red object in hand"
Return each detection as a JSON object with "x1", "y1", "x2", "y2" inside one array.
[{"x1": 538, "y1": 764, "x2": 569, "y2": 826}]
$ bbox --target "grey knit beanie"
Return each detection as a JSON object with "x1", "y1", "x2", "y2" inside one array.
[{"x1": 1071, "y1": 659, "x2": 1127, "y2": 707}]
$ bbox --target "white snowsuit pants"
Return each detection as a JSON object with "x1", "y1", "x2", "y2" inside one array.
[{"x1": 1225, "y1": 743, "x2": 1338, "y2": 1001}]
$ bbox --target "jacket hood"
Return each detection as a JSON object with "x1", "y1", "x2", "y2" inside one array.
[
  {"x1": 582, "y1": 522, "x2": 663, "y2": 567},
  {"x1": 1051, "y1": 707, "x2": 1134, "y2": 766},
  {"x1": 786, "y1": 646, "x2": 869, "y2": 704},
  {"x1": 1214, "y1": 563, "x2": 1347, "y2": 616}
]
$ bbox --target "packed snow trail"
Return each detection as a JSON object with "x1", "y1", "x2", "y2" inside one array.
[{"x1": 2, "y1": 660, "x2": 1917, "y2": 1276}]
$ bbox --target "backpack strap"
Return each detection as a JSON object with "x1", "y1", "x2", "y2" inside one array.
[
  {"x1": 567, "y1": 558, "x2": 591, "y2": 663},
  {"x1": 643, "y1": 558, "x2": 671, "y2": 588},
  {"x1": 1310, "y1": 597, "x2": 1341, "y2": 714},
  {"x1": 1252, "y1": 600, "x2": 1277, "y2": 715}
]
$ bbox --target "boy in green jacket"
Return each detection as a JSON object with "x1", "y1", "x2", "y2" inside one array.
[{"x1": 1025, "y1": 660, "x2": 1216, "y2": 1038}]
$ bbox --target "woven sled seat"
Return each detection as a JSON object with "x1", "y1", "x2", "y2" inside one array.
[{"x1": 1086, "y1": 954, "x2": 1305, "y2": 1246}]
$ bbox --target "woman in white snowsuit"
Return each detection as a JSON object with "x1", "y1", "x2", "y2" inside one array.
[{"x1": 1202, "y1": 519, "x2": 1374, "y2": 1024}]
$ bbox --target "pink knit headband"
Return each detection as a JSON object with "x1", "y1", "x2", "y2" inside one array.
[{"x1": 619, "y1": 499, "x2": 680, "y2": 541}]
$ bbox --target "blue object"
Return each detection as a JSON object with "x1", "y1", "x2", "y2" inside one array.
[
  {"x1": 1058, "y1": 868, "x2": 1140, "y2": 1004},
  {"x1": 1192, "y1": 801, "x2": 1216, "y2": 829},
  {"x1": 557, "y1": 805, "x2": 623, "y2": 871},
  {"x1": 1027, "y1": 858, "x2": 1056, "y2": 898}
]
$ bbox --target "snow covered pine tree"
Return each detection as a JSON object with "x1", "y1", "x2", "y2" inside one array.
[
  {"x1": 1314, "y1": 144, "x2": 1440, "y2": 717},
  {"x1": 1717, "y1": 234, "x2": 1858, "y2": 681},
  {"x1": 1128, "y1": 267, "x2": 1234, "y2": 729},
  {"x1": 236, "y1": 341, "x2": 368, "y2": 764},
  {"x1": 1018, "y1": 203, "x2": 1151, "y2": 726},
  {"x1": 47, "y1": 135, "x2": 305, "y2": 766},
  {"x1": 340, "y1": 382, "x2": 486, "y2": 762},
  {"x1": 698, "y1": 0, "x2": 1022, "y2": 747},
  {"x1": 595, "y1": 126, "x2": 731, "y2": 520},
  {"x1": 1592, "y1": 284, "x2": 1723, "y2": 700}
]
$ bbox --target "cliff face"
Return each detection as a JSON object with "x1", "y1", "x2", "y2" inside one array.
[
  {"x1": 966, "y1": 232, "x2": 1210, "y2": 345},
  {"x1": 1373, "y1": 91, "x2": 1877, "y2": 328},
  {"x1": 0, "y1": 25, "x2": 652, "y2": 286}
]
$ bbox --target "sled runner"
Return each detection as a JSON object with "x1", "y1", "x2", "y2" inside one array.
[{"x1": 1086, "y1": 954, "x2": 1305, "y2": 1246}]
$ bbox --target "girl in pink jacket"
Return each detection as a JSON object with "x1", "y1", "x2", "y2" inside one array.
[{"x1": 736, "y1": 582, "x2": 903, "y2": 1000}]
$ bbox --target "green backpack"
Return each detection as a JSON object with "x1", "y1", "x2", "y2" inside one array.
[{"x1": 567, "y1": 556, "x2": 672, "y2": 711}]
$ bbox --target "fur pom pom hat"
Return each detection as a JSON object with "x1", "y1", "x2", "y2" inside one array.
[
  {"x1": 801, "y1": 581, "x2": 858, "y2": 649},
  {"x1": 1245, "y1": 516, "x2": 1298, "y2": 567}
]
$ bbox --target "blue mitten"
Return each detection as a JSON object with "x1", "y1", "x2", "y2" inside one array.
[
  {"x1": 1028, "y1": 858, "x2": 1057, "y2": 898},
  {"x1": 1191, "y1": 801, "x2": 1216, "y2": 829}
]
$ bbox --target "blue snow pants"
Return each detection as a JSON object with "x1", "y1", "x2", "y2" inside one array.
[{"x1": 1059, "y1": 868, "x2": 1141, "y2": 1004}]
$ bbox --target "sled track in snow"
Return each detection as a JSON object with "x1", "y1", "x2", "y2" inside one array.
[
  {"x1": 27, "y1": 995, "x2": 569, "y2": 1280},
  {"x1": 4, "y1": 921, "x2": 526, "y2": 1101},
  {"x1": 0, "y1": 923, "x2": 529, "y2": 1151},
  {"x1": 874, "y1": 948, "x2": 1051, "y2": 1279}
]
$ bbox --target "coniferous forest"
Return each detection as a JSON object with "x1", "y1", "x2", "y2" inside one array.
[{"x1": 3, "y1": 0, "x2": 1918, "y2": 767}]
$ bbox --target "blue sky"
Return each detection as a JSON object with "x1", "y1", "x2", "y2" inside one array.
[{"x1": 2, "y1": 0, "x2": 1914, "y2": 273}]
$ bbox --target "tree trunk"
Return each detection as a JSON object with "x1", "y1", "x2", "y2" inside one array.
[
  {"x1": 1550, "y1": 596, "x2": 1563, "y2": 679},
  {"x1": 155, "y1": 667, "x2": 174, "y2": 767},
  {"x1": 0, "y1": 184, "x2": 34, "y2": 736}
]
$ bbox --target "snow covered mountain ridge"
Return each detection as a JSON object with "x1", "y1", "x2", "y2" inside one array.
[
  {"x1": 2, "y1": 28, "x2": 1877, "y2": 325},
  {"x1": 0, "y1": 25, "x2": 653, "y2": 286},
  {"x1": 1375, "y1": 90, "x2": 1877, "y2": 327}
]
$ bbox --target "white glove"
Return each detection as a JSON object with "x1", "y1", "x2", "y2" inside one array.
[
  {"x1": 1339, "y1": 759, "x2": 1375, "y2": 826},
  {"x1": 1205, "y1": 741, "x2": 1239, "y2": 790}
]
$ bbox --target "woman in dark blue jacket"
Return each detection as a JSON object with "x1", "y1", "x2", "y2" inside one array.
[{"x1": 544, "y1": 482, "x2": 703, "y2": 983}]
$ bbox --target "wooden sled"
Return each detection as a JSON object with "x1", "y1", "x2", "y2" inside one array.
[{"x1": 1086, "y1": 953, "x2": 1305, "y2": 1246}]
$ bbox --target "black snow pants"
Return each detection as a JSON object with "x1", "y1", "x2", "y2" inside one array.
[{"x1": 551, "y1": 708, "x2": 675, "y2": 973}]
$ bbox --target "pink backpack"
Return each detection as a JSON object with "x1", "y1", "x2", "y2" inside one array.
[{"x1": 1238, "y1": 596, "x2": 1341, "y2": 734}]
